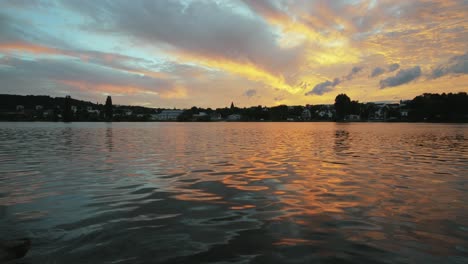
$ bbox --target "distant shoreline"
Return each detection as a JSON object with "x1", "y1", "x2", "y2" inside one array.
[
  {"x1": 2, "y1": 93, "x2": 468, "y2": 123},
  {"x1": 1, "y1": 120, "x2": 467, "y2": 124}
]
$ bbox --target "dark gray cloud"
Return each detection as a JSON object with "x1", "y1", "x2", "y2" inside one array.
[
  {"x1": 346, "y1": 66, "x2": 363, "y2": 80},
  {"x1": 0, "y1": 12, "x2": 31, "y2": 43},
  {"x1": 305, "y1": 64, "x2": 364, "y2": 96},
  {"x1": 379, "y1": 66, "x2": 421, "y2": 88},
  {"x1": 371, "y1": 67, "x2": 385, "y2": 77},
  {"x1": 305, "y1": 78, "x2": 340, "y2": 96},
  {"x1": 274, "y1": 95, "x2": 285, "y2": 101},
  {"x1": 388, "y1": 63, "x2": 400, "y2": 72},
  {"x1": 370, "y1": 63, "x2": 399, "y2": 78},
  {"x1": 244, "y1": 89, "x2": 257, "y2": 97},
  {"x1": 305, "y1": 63, "x2": 367, "y2": 96},
  {"x1": 430, "y1": 52, "x2": 468, "y2": 79}
]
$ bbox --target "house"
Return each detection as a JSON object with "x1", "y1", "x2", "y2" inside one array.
[
  {"x1": 150, "y1": 114, "x2": 159, "y2": 121},
  {"x1": 71, "y1": 106, "x2": 77, "y2": 113},
  {"x1": 210, "y1": 113, "x2": 222, "y2": 121},
  {"x1": 317, "y1": 109, "x2": 333, "y2": 119},
  {"x1": 155, "y1": 110, "x2": 183, "y2": 120},
  {"x1": 374, "y1": 104, "x2": 388, "y2": 120},
  {"x1": 227, "y1": 114, "x2": 241, "y2": 121},
  {"x1": 193, "y1": 112, "x2": 208, "y2": 118},
  {"x1": 35, "y1": 105, "x2": 43, "y2": 111},
  {"x1": 16, "y1": 105, "x2": 24, "y2": 111},
  {"x1": 373, "y1": 103, "x2": 400, "y2": 120},
  {"x1": 345, "y1": 114, "x2": 360, "y2": 121},
  {"x1": 301, "y1": 109, "x2": 311, "y2": 120},
  {"x1": 43, "y1": 109, "x2": 54, "y2": 117},
  {"x1": 193, "y1": 112, "x2": 210, "y2": 121}
]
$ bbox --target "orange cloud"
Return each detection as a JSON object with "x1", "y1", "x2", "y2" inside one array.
[
  {"x1": 245, "y1": 3, "x2": 362, "y2": 65},
  {"x1": 58, "y1": 80, "x2": 159, "y2": 96},
  {"x1": 158, "y1": 85, "x2": 187, "y2": 99},
  {"x1": 0, "y1": 41, "x2": 174, "y2": 82},
  {"x1": 173, "y1": 51, "x2": 303, "y2": 94},
  {"x1": 0, "y1": 42, "x2": 61, "y2": 55}
]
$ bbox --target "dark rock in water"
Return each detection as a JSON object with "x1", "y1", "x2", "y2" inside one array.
[{"x1": 0, "y1": 238, "x2": 31, "y2": 262}]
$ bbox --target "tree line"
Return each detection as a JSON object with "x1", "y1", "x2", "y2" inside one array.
[
  {"x1": 333, "y1": 92, "x2": 468, "y2": 122},
  {"x1": 1, "y1": 92, "x2": 467, "y2": 122}
]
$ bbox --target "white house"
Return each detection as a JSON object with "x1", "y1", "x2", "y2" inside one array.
[
  {"x1": 317, "y1": 110, "x2": 333, "y2": 119},
  {"x1": 301, "y1": 109, "x2": 311, "y2": 120},
  {"x1": 227, "y1": 114, "x2": 241, "y2": 121},
  {"x1": 210, "y1": 113, "x2": 222, "y2": 121},
  {"x1": 193, "y1": 112, "x2": 208, "y2": 118},
  {"x1": 345, "y1": 114, "x2": 360, "y2": 121},
  {"x1": 156, "y1": 110, "x2": 183, "y2": 120}
]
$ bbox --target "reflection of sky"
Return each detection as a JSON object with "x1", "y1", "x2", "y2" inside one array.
[
  {"x1": 0, "y1": 122, "x2": 467, "y2": 261},
  {"x1": 0, "y1": 0, "x2": 467, "y2": 108}
]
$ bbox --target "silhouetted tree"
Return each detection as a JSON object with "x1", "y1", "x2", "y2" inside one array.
[
  {"x1": 269, "y1": 105, "x2": 288, "y2": 121},
  {"x1": 349, "y1": 100, "x2": 361, "y2": 115},
  {"x1": 63, "y1": 95, "x2": 73, "y2": 122},
  {"x1": 105, "y1": 96, "x2": 113, "y2": 121},
  {"x1": 408, "y1": 92, "x2": 468, "y2": 121},
  {"x1": 361, "y1": 103, "x2": 377, "y2": 119},
  {"x1": 334, "y1": 94, "x2": 351, "y2": 120}
]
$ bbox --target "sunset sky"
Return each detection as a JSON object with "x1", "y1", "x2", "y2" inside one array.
[{"x1": 0, "y1": 0, "x2": 467, "y2": 108}]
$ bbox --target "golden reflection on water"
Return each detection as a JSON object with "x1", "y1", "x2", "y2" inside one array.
[{"x1": 156, "y1": 123, "x2": 468, "y2": 230}]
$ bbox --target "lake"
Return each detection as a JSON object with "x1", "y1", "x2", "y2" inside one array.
[{"x1": 0, "y1": 122, "x2": 467, "y2": 263}]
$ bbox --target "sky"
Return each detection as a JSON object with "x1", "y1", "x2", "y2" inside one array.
[{"x1": 0, "y1": 0, "x2": 467, "y2": 108}]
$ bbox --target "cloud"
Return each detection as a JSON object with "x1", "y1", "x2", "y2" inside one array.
[
  {"x1": 346, "y1": 66, "x2": 363, "y2": 80},
  {"x1": 274, "y1": 96, "x2": 285, "y2": 102},
  {"x1": 305, "y1": 63, "x2": 366, "y2": 96},
  {"x1": 388, "y1": 63, "x2": 400, "y2": 72},
  {"x1": 0, "y1": 41, "x2": 159, "y2": 74},
  {"x1": 0, "y1": 11, "x2": 165, "y2": 79},
  {"x1": 0, "y1": 57, "x2": 183, "y2": 97},
  {"x1": 370, "y1": 63, "x2": 399, "y2": 78},
  {"x1": 0, "y1": 11, "x2": 70, "y2": 50},
  {"x1": 305, "y1": 78, "x2": 341, "y2": 96},
  {"x1": 244, "y1": 89, "x2": 257, "y2": 98},
  {"x1": 1, "y1": 0, "x2": 467, "y2": 106},
  {"x1": 63, "y1": 0, "x2": 304, "y2": 93},
  {"x1": 430, "y1": 52, "x2": 468, "y2": 79},
  {"x1": 379, "y1": 66, "x2": 421, "y2": 88},
  {"x1": 305, "y1": 64, "x2": 365, "y2": 95},
  {"x1": 371, "y1": 67, "x2": 385, "y2": 77}
]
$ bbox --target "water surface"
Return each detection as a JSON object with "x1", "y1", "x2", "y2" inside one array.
[{"x1": 1, "y1": 122, "x2": 467, "y2": 263}]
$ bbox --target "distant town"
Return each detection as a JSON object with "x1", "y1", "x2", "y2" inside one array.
[{"x1": 1, "y1": 92, "x2": 467, "y2": 123}]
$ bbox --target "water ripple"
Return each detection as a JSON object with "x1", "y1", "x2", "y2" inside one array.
[{"x1": 0, "y1": 122, "x2": 467, "y2": 263}]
